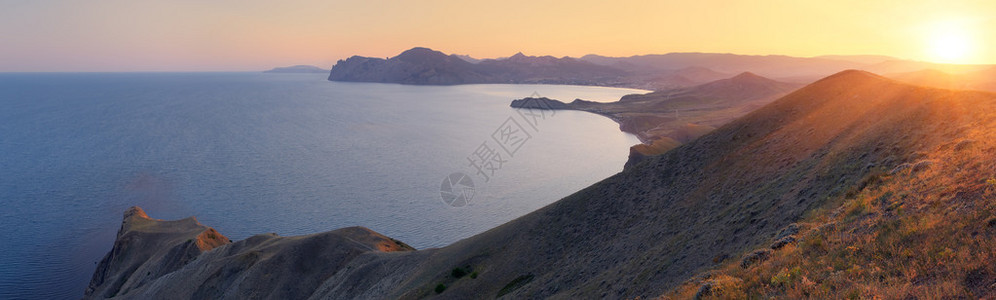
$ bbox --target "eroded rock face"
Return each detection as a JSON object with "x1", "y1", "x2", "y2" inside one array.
[
  {"x1": 85, "y1": 207, "x2": 231, "y2": 299},
  {"x1": 83, "y1": 207, "x2": 413, "y2": 299}
]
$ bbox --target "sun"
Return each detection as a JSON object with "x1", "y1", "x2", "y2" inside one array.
[
  {"x1": 925, "y1": 21, "x2": 975, "y2": 64},
  {"x1": 929, "y1": 32, "x2": 971, "y2": 63}
]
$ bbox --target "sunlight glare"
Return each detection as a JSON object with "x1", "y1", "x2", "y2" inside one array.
[{"x1": 926, "y1": 20, "x2": 975, "y2": 64}]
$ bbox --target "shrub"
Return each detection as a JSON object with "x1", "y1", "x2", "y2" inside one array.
[
  {"x1": 695, "y1": 275, "x2": 746, "y2": 299},
  {"x1": 435, "y1": 283, "x2": 446, "y2": 294},
  {"x1": 875, "y1": 191, "x2": 894, "y2": 206},
  {"x1": 770, "y1": 236, "x2": 797, "y2": 250},
  {"x1": 470, "y1": 272, "x2": 478, "y2": 279},
  {"x1": 800, "y1": 234, "x2": 826, "y2": 255},
  {"x1": 497, "y1": 274, "x2": 534, "y2": 297},
  {"x1": 845, "y1": 289, "x2": 861, "y2": 299},
  {"x1": 693, "y1": 282, "x2": 713, "y2": 299},
  {"x1": 771, "y1": 267, "x2": 802, "y2": 286},
  {"x1": 844, "y1": 199, "x2": 867, "y2": 222},
  {"x1": 740, "y1": 249, "x2": 772, "y2": 269},
  {"x1": 451, "y1": 267, "x2": 468, "y2": 278}
]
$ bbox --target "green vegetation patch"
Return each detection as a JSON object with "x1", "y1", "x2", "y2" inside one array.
[
  {"x1": 451, "y1": 267, "x2": 469, "y2": 278},
  {"x1": 497, "y1": 274, "x2": 534, "y2": 298}
]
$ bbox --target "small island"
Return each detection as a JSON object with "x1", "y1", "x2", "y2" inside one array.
[{"x1": 263, "y1": 65, "x2": 329, "y2": 74}]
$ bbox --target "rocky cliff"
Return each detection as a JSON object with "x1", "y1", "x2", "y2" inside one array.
[
  {"x1": 328, "y1": 47, "x2": 628, "y2": 86},
  {"x1": 86, "y1": 207, "x2": 231, "y2": 298},
  {"x1": 84, "y1": 207, "x2": 413, "y2": 299}
]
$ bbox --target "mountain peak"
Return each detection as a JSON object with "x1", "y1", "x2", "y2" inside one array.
[
  {"x1": 729, "y1": 71, "x2": 769, "y2": 82},
  {"x1": 330, "y1": 48, "x2": 626, "y2": 85},
  {"x1": 395, "y1": 47, "x2": 451, "y2": 63},
  {"x1": 507, "y1": 52, "x2": 529, "y2": 61},
  {"x1": 401, "y1": 46, "x2": 436, "y2": 54},
  {"x1": 802, "y1": 69, "x2": 892, "y2": 90},
  {"x1": 821, "y1": 69, "x2": 885, "y2": 82},
  {"x1": 697, "y1": 72, "x2": 779, "y2": 89}
]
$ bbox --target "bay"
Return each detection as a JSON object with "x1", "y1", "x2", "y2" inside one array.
[{"x1": 0, "y1": 72, "x2": 643, "y2": 299}]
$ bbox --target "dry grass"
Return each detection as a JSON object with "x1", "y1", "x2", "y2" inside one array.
[{"x1": 664, "y1": 82, "x2": 996, "y2": 299}]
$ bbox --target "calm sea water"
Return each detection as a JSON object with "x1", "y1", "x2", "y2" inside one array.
[{"x1": 0, "y1": 72, "x2": 642, "y2": 299}]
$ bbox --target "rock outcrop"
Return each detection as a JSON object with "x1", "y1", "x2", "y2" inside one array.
[
  {"x1": 84, "y1": 207, "x2": 413, "y2": 299},
  {"x1": 85, "y1": 207, "x2": 231, "y2": 298},
  {"x1": 508, "y1": 97, "x2": 570, "y2": 110}
]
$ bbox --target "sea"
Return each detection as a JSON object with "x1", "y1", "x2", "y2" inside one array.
[{"x1": 0, "y1": 72, "x2": 643, "y2": 299}]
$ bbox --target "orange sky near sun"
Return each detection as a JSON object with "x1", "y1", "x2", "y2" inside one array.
[{"x1": 0, "y1": 0, "x2": 993, "y2": 71}]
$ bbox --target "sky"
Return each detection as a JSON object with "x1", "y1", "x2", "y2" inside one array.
[{"x1": 1, "y1": 0, "x2": 994, "y2": 71}]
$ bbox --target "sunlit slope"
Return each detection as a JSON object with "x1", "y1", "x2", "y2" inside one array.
[{"x1": 667, "y1": 72, "x2": 996, "y2": 298}]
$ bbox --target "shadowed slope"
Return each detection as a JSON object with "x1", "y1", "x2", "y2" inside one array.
[
  {"x1": 87, "y1": 70, "x2": 996, "y2": 299},
  {"x1": 85, "y1": 207, "x2": 231, "y2": 298},
  {"x1": 345, "y1": 70, "x2": 993, "y2": 299}
]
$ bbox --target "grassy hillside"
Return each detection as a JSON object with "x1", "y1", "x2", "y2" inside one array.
[{"x1": 666, "y1": 75, "x2": 996, "y2": 298}]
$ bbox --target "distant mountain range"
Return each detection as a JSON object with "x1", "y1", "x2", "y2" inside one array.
[
  {"x1": 328, "y1": 47, "x2": 995, "y2": 89},
  {"x1": 328, "y1": 47, "x2": 628, "y2": 86},
  {"x1": 887, "y1": 67, "x2": 996, "y2": 92},
  {"x1": 264, "y1": 65, "x2": 329, "y2": 73}
]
